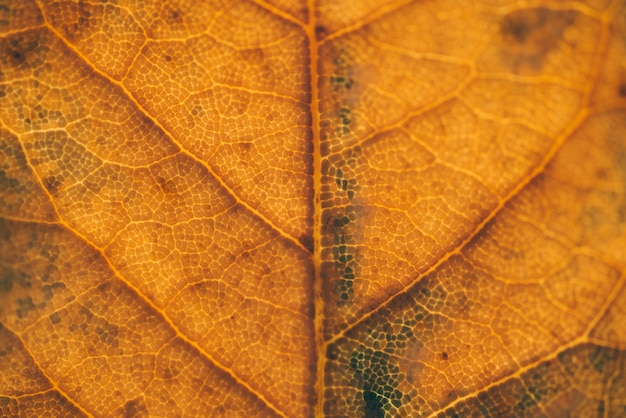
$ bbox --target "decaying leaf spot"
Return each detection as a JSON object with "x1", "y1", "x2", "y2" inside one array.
[
  {"x1": 121, "y1": 397, "x2": 147, "y2": 418},
  {"x1": 499, "y1": 8, "x2": 576, "y2": 72}
]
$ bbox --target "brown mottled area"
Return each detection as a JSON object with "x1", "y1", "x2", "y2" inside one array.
[
  {"x1": 439, "y1": 344, "x2": 626, "y2": 417},
  {"x1": 499, "y1": 8, "x2": 577, "y2": 73}
]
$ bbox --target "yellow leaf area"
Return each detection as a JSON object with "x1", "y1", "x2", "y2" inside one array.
[{"x1": 1, "y1": 0, "x2": 626, "y2": 416}]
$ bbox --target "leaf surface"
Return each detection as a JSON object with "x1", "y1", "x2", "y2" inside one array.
[{"x1": 1, "y1": 0, "x2": 626, "y2": 417}]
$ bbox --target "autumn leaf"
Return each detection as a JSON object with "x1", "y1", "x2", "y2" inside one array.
[{"x1": 1, "y1": 0, "x2": 626, "y2": 416}]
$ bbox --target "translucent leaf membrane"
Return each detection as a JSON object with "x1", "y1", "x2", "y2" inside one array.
[{"x1": 1, "y1": 0, "x2": 625, "y2": 417}]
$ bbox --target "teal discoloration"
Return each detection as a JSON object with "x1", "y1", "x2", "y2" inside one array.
[
  {"x1": 0, "y1": 170, "x2": 20, "y2": 189},
  {"x1": 512, "y1": 393, "x2": 537, "y2": 415},
  {"x1": 16, "y1": 296, "x2": 36, "y2": 319},
  {"x1": 363, "y1": 389, "x2": 384, "y2": 417},
  {"x1": 337, "y1": 107, "x2": 351, "y2": 136},
  {"x1": 0, "y1": 271, "x2": 13, "y2": 292},
  {"x1": 588, "y1": 345, "x2": 617, "y2": 374},
  {"x1": 443, "y1": 344, "x2": 626, "y2": 417},
  {"x1": 322, "y1": 45, "x2": 362, "y2": 306},
  {"x1": 325, "y1": 206, "x2": 357, "y2": 304},
  {"x1": 329, "y1": 48, "x2": 354, "y2": 92},
  {"x1": 0, "y1": 269, "x2": 32, "y2": 293},
  {"x1": 348, "y1": 314, "x2": 415, "y2": 416}
]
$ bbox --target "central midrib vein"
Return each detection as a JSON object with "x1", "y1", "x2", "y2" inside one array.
[{"x1": 307, "y1": 0, "x2": 325, "y2": 416}]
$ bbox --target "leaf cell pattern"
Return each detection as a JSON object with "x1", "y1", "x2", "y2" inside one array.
[{"x1": 1, "y1": 0, "x2": 626, "y2": 417}]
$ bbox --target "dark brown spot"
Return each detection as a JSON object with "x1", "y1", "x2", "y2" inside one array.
[
  {"x1": 166, "y1": 8, "x2": 183, "y2": 24},
  {"x1": 9, "y1": 50, "x2": 25, "y2": 65},
  {"x1": 79, "y1": 306, "x2": 94, "y2": 321},
  {"x1": 619, "y1": 83, "x2": 626, "y2": 97},
  {"x1": 315, "y1": 25, "x2": 328, "y2": 40},
  {"x1": 164, "y1": 55, "x2": 172, "y2": 62},
  {"x1": 441, "y1": 351, "x2": 448, "y2": 361},
  {"x1": 156, "y1": 176, "x2": 177, "y2": 193},
  {"x1": 44, "y1": 176, "x2": 61, "y2": 193},
  {"x1": 233, "y1": 142, "x2": 252, "y2": 161},
  {"x1": 123, "y1": 397, "x2": 147, "y2": 418},
  {"x1": 49, "y1": 312, "x2": 62, "y2": 324},
  {"x1": 500, "y1": 8, "x2": 576, "y2": 74},
  {"x1": 502, "y1": 18, "x2": 529, "y2": 43},
  {"x1": 97, "y1": 281, "x2": 111, "y2": 293}
]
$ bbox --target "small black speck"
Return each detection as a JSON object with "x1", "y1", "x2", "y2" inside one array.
[{"x1": 9, "y1": 50, "x2": 25, "y2": 65}]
